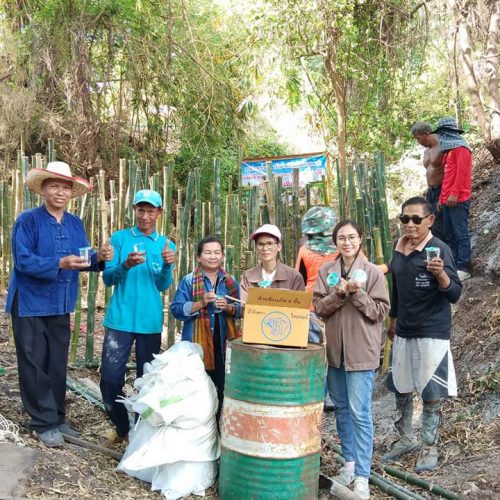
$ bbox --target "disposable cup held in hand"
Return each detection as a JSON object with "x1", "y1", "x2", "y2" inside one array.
[
  {"x1": 327, "y1": 272, "x2": 340, "y2": 287},
  {"x1": 134, "y1": 242, "x2": 146, "y2": 255},
  {"x1": 79, "y1": 247, "x2": 92, "y2": 265},
  {"x1": 351, "y1": 269, "x2": 368, "y2": 284},
  {"x1": 214, "y1": 294, "x2": 224, "y2": 313},
  {"x1": 425, "y1": 246, "x2": 440, "y2": 261}
]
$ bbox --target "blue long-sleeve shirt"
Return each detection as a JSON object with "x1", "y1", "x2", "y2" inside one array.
[
  {"x1": 6, "y1": 205, "x2": 100, "y2": 317},
  {"x1": 170, "y1": 270, "x2": 242, "y2": 345},
  {"x1": 102, "y1": 227, "x2": 176, "y2": 334}
]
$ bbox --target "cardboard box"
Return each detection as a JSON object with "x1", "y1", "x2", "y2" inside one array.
[{"x1": 242, "y1": 287, "x2": 312, "y2": 347}]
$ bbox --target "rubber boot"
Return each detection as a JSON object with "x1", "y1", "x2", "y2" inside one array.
[
  {"x1": 381, "y1": 393, "x2": 420, "y2": 463},
  {"x1": 415, "y1": 400, "x2": 441, "y2": 472}
]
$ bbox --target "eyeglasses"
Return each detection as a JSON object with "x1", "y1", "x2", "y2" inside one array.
[
  {"x1": 257, "y1": 241, "x2": 278, "y2": 250},
  {"x1": 337, "y1": 234, "x2": 360, "y2": 244},
  {"x1": 399, "y1": 214, "x2": 431, "y2": 225}
]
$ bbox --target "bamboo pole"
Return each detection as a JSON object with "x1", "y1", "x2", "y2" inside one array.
[
  {"x1": 306, "y1": 182, "x2": 312, "y2": 211},
  {"x1": 0, "y1": 181, "x2": 11, "y2": 294},
  {"x1": 246, "y1": 186, "x2": 257, "y2": 239},
  {"x1": 213, "y1": 158, "x2": 222, "y2": 240},
  {"x1": 202, "y1": 201, "x2": 208, "y2": 237},
  {"x1": 118, "y1": 159, "x2": 126, "y2": 230},
  {"x1": 321, "y1": 174, "x2": 328, "y2": 205},
  {"x1": 70, "y1": 286, "x2": 82, "y2": 364},
  {"x1": 85, "y1": 274, "x2": 99, "y2": 365},
  {"x1": 97, "y1": 169, "x2": 109, "y2": 242},
  {"x1": 144, "y1": 160, "x2": 150, "y2": 187},
  {"x1": 260, "y1": 177, "x2": 271, "y2": 225},
  {"x1": 375, "y1": 152, "x2": 392, "y2": 261},
  {"x1": 97, "y1": 169, "x2": 112, "y2": 307},
  {"x1": 182, "y1": 172, "x2": 195, "y2": 275},
  {"x1": 226, "y1": 244, "x2": 235, "y2": 276},
  {"x1": 383, "y1": 465, "x2": 461, "y2": 500},
  {"x1": 194, "y1": 167, "x2": 202, "y2": 265},
  {"x1": 109, "y1": 180, "x2": 117, "y2": 234},
  {"x1": 291, "y1": 168, "x2": 301, "y2": 258},
  {"x1": 224, "y1": 193, "x2": 230, "y2": 248},
  {"x1": 347, "y1": 164, "x2": 356, "y2": 220},
  {"x1": 263, "y1": 162, "x2": 275, "y2": 224},
  {"x1": 85, "y1": 196, "x2": 98, "y2": 364},
  {"x1": 125, "y1": 160, "x2": 136, "y2": 227},
  {"x1": 62, "y1": 434, "x2": 123, "y2": 461},
  {"x1": 230, "y1": 193, "x2": 241, "y2": 278},
  {"x1": 22, "y1": 155, "x2": 32, "y2": 209},
  {"x1": 245, "y1": 250, "x2": 255, "y2": 269},
  {"x1": 163, "y1": 162, "x2": 174, "y2": 237}
]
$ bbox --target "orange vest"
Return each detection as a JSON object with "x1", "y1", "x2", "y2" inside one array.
[{"x1": 295, "y1": 246, "x2": 339, "y2": 293}]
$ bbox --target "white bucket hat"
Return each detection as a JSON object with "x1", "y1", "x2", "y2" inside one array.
[{"x1": 26, "y1": 161, "x2": 92, "y2": 198}]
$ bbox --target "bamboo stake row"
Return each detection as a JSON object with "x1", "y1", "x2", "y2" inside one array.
[{"x1": 0, "y1": 139, "x2": 393, "y2": 367}]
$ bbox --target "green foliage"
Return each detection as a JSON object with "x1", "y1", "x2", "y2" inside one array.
[
  {"x1": 245, "y1": 0, "x2": 457, "y2": 163},
  {"x1": 174, "y1": 128, "x2": 290, "y2": 199},
  {"x1": 1, "y1": 0, "x2": 255, "y2": 178}
]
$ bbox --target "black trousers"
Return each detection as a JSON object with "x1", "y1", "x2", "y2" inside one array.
[
  {"x1": 207, "y1": 318, "x2": 225, "y2": 424},
  {"x1": 11, "y1": 294, "x2": 71, "y2": 433}
]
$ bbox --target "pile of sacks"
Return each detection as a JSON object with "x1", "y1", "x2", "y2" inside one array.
[{"x1": 117, "y1": 341, "x2": 220, "y2": 499}]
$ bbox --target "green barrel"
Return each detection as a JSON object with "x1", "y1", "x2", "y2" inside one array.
[{"x1": 219, "y1": 340, "x2": 325, "y2": 500}]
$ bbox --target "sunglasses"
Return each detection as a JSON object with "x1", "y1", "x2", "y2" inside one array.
[{"x1": 399, "y1": 214, "x2": 431, "y2": 225}]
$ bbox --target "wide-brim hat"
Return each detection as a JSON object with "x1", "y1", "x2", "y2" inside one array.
[
  {"x1": 431, "y1": 116, "x2": 464, "y2": 134},
  {"x1": 250, "y1": 224, "x2": 282, "y2": 242},
  {"x1": 26, "y1": 161, "x2": 92, "y2": 198}
]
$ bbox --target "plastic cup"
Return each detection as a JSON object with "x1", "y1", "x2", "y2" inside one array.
[
  {"x1": 214, "y1": 294, "x2": 224, "y2": 313},
  {"x1": 134, "y1": 242, "x2": 146, "y2": 255},
  {"x1": 327, "y1": 272, "x2": 340, "y2": 287},
  {"x1": 79, "y1": 246, "x2": 92, "y2": 265},
  {"x1": 351, "y1": 269, "x2": 368, "y2": 284},
  {"x1": 425, "y1": 246, "x2": 440, "y2": 261}
]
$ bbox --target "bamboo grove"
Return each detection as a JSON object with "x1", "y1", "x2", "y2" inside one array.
[{"x1": 0, "y1": 141, "x2": 392, "y2": 366}]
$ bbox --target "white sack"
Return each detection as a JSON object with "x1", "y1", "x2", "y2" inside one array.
[{"x1": 116, "y1": 341, "x2": 220, "y2": 499}]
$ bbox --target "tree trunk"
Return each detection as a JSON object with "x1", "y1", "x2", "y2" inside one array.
[
  {"x1": 324, "y1": 36, "x2": 348, "y2": 215},
  {"x1": 449, "y1": 0, "x2": 490, "y2": 140},
  {"x1": 73, "y1": 24, "x2": 100, "y2": 176},
  {"x1": 486, "y1": 0, "x2": 500, "y2": 141}
]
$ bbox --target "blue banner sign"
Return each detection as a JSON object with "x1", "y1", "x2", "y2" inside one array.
[{"x1": 241, "y1": 153, "x2": 327, "y2": 188}]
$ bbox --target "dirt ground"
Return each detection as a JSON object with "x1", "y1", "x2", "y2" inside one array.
[
  {"x1": 0, "y1": 150, "x2": 498, "y2": 499},
  {"x1": 1, "y1": 282, "x2": 498, "y2": 500}
]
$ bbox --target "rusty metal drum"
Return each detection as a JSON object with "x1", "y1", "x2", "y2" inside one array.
[{"x1": 218, "y1": 339, "x2": 325, "y2": 499}]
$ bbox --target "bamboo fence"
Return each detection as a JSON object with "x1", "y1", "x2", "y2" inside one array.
[{"x1": 0, "y1": 140, "x2": 393, "y2": 367}]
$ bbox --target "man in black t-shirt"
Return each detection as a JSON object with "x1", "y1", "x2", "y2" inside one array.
[{"x1": 382, "y1": 196, "x2": 462, "y2": 473}]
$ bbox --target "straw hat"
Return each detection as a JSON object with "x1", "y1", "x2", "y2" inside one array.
[{"x1": 26, "y1": 161, "x2": 92, "y2": 198}]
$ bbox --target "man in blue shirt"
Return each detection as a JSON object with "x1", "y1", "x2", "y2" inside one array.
[
  {"x1": 100, "y1": 189, "x2": 176, "y2": 443},
  {"x1": 6, "y1": 161, "x2": 113, "y2": 447}
]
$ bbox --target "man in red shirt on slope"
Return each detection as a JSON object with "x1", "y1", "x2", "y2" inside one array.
[{"x1": 432, "y1": 117, "x2": 472, "y2": 282}]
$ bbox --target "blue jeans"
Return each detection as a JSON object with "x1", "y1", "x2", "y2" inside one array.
[
  {"x1": 426, "y1": 186, "x2": 445, "y2": 241},
  {"x1": 442, "y1": 200, "x2": 471, "y2": 271},
  {"x1": 100, "y1": 328, "x2": 161, "y2": 436},
  {"x1": 327, "y1": 364, "x2": 375, "y2": 478}
]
